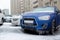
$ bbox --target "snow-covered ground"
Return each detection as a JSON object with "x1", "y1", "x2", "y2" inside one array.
[{"x1": 0, "y1": 23, "x2": 60, "y2": 40}]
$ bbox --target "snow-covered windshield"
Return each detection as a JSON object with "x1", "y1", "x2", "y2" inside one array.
[{"x1": 33, "y1": 7, "x2": 54, "y2": 13}]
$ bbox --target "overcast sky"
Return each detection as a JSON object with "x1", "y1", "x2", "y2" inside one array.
[
  {"x1": 0, "y1": 0, "x2": 11, "y2": 14},
  {"x1": 0, "y1": 0, "x2": 10, "y2": 10}
]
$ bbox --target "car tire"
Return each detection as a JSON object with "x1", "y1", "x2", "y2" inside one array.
[
  {"x1": 0, "y1": 18, "x2": 3, "y2": 26},
  {"x1": 50, "y1": 20, "x2": 55, "y2": 34},
  {"x1": 2, "y1": 18, "x2": 4, "y2": 23},
  {"x1": 23, "y1": 29, "x2": 30, "y2": 33},
  {"x1": 15, "y1": 25, "x2": 18, "y2": 26},
  {"x1": 0, "y1": 24, "x2": 3, "y2": 26},
  {"x1": 24, "y1": 29, "x2": 27, "y2": 31}
]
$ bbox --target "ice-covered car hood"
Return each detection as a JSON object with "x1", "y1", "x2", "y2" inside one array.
[{"x1": 23, "y1": 12, "x2": 55, "y2": 17}]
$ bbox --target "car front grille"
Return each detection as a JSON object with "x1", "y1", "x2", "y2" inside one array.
[
  {"x1": 23, "y1": 18, "x2": 37, "y2": 27},
  {"x1": 13, "y1": 19, "x2": 18, "y2": 21}
]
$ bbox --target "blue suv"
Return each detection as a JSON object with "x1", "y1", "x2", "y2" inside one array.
[{"x1": 20, "y1": 7, "x2": 60, "y2": 34}]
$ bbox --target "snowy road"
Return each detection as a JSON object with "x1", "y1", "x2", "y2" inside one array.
[{"x1": 0, "y1": 23, "x2": 60, "y2": 40}]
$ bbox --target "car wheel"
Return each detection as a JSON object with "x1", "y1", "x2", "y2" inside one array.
[
  {"x1": 24, "y1": 29, "x2": 27, "y2": 31},
  {"x1": 2, "y1": 18, "x2": 5, "y2": 22},
  {"x1": 50, "y1": 20, "x2": 55, "y2": 34},
  {"x1": 15, "y1": 25, "x2": 18, "y2": 26},
  {"x1": 0, "y1": 18, "x2": 3, "y2": 26},
  {"x1": 23, "y1": 29, "x2": 29, "y2": 33},
  {"x1": 0, "y1": 24, "x2": 3, "y2": 26}
]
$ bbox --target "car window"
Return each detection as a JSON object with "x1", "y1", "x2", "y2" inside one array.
[{"x1": 33, "y1": 7, "x2": 54, "y2": 13}]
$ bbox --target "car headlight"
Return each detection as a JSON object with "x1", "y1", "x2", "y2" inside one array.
[{"x1": 38, "y1": 15, "x2": 50, "y2": 20}]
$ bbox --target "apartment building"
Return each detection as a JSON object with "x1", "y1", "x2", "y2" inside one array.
[
  {"x1": 30, "y1": 0, "x2": 38, "y2": 10},
  {"x1": 11, "y1": 0, "x2": 42, "y2": 15},
  {"x1": 11, "y1": 0, "x2": 19, "y2": 15},
  {"x1": 43, "y1": 0, "x2": 60, "y2": 10},
  {"x1": 11, "y1": 0, "x2": 60, "y2": 15},
  {"x1": 11, "y1": 0, "x2": 24, "y2": 15},
  {"x1": 11, "y1": 0, "x2": 29, "y2": 15},
  {"x1": 53, "y1": 0, "x2": 60, "y2": 9},
  {"x1": 24, "y1": 0, "x2": 30, "y2": 12}
]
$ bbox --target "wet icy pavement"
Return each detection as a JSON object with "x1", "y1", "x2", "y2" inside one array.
[{"x1": 0, "y1": 23, "x2": 60, "y2": 40}]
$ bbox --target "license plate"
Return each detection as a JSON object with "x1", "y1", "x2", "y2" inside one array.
[{"x1": 24, "y1": 20, "x2": 34, "y2": 23}]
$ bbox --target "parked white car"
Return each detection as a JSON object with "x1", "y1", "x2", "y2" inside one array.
[
  {"x1": 4, "y1": 15, "x2": 12, "y2": 22},
  {"x1": 11, "y1": 15, "x2": 22, "y2": 26},
  {"x1": 0, "y1": 10, "x2": 4, "y2": 25}
]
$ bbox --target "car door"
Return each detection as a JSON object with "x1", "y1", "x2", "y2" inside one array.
[{"x1": 56, "y1": 11, "x2": 60, "y2": 26}]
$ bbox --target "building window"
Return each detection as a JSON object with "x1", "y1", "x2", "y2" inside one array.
[
  {"x1": 21, "y1": 10, "x2": 25, "y2": 13},
  {"x1": 33, "y1": 0, "x2": 38, "y2": 4},
  {"x1": 45, "y1": 2, "x2": 50, "y2": 6},
  {"x1": 54, "y1": 1, "x2": 57, "y2": 4},
  {"x1": 45, "y1": 2, "x2": 50, "y2": 5},
  {"x1": 41, "y1": 0, "x2": 43, "y2": 1},
  {"x1": 33, "y1": 5, "x2": 38, "y2": 8}
]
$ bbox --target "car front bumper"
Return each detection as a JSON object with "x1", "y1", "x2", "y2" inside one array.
[
  {"x1": 12, "y1": 20, "x2": 20, "y2": 26},
  {"x1": 20, "y1": 17, "x2": 52, "y2": 31}
]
